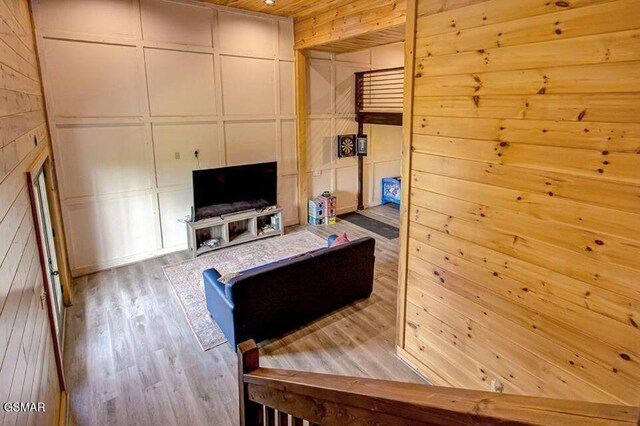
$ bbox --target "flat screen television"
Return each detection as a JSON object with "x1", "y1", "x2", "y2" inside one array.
[{"x1": 193, "y1": 162, "x2": 277, "y2": 221}]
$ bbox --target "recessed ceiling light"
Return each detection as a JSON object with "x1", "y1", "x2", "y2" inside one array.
[{"x1": 264, "y1": 0, "x2": 275, "y2": 5}]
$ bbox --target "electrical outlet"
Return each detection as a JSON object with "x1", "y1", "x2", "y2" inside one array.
[{"x1": 174, "y1": 152, "x2": 181, "y2": 160}]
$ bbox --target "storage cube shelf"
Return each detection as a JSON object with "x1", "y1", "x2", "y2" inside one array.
[
  {"x1": 228, "y1": 218, "x2": 253, "y2": 243},
  {"x1": 308, "y1": 195, "x2": 336, "y2": 227},
  {"x1": 308, "y1": 198, "x2": 326, "y2": 216},
  {"x1": 182, "y1": 208, "x2": 284, "y2": 258}
]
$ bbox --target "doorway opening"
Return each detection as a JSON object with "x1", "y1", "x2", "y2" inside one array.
[
  {"x1": 27, "y1": 147, "x2": 70, "y2": 395},
  {"x1": 32, "y1": 166, "x2": 64, "y2": 342}
]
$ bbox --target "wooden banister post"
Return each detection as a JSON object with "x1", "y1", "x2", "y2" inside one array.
[{"x1": 237, "y1": 340, "x2": 263, "y2": 426}]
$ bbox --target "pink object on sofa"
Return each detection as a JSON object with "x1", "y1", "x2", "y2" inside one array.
[{"x1": 330, "y1": 233, "x2": 350, "y2": 248}]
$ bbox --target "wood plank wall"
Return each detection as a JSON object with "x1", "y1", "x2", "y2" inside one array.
[
  {"x1": 398, "y1": 0, "x2": 640, "y2": 406},
  {"x1": 293, "y1": 0, "x2": 407, "y2": 51},
  {"x1": 0, "y1": 0, "x2": 61, "y2": 423}
]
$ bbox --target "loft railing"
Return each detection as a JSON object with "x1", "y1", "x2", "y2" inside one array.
[
  {"x1": 355, "y1": 67, "x2": 404, "y2": 126},
  {"x1": 238, "y1": 340, "x2": 639, "y2": 426}
]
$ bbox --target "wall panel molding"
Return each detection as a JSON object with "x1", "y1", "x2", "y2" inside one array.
[{"x1": 32, "y1": 0, "x2": 298, "y2": 275}]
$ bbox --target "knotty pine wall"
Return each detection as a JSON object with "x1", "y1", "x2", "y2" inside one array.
[
  {"x1": 31, "y1": 0, "x2": 298, "y2": 276},
  {"x1": 0, "y1": 0, "x2": 61, "y2": 422},
  {"x1": 294, "y1": 0, "x2": 407, "y2": 51},
  {"x1": 306, "y1": 44, "x2": 404, "y2": 212},
  {"x1": 398, "y1": 0, "x2": 640, "y2": 405}
]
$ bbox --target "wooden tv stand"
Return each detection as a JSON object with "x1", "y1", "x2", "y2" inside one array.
[{"x1": 181, "y1": 207, "x2": 284, "y2": 258}]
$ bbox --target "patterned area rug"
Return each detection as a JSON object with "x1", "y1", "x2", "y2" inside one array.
[{"x1": 163, "y1": 231, "x2": 326, "y2": 351}]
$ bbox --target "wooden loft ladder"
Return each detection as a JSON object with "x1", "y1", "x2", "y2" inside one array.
[
  {"x1": 238, "y1": 340, "x2": 639, "y2": 425},
  {"x1": 354, "y1": 67, "x2": 404, "y2": 210}
]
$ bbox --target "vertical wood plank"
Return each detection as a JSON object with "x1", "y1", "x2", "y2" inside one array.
[
  {"x1": 295, "y1": 49, "x2": 308, "y2": 223},
  {"x1": 396, "y1": 0, "x2": 418, "y2": 348}
]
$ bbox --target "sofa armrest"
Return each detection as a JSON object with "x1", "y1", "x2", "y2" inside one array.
[
  {"x1": 203, "y1": 268, "x2": 238, "y2": 347},
  {"x1": 203, "y1": 269, "x2": 233, "y2": 308}
]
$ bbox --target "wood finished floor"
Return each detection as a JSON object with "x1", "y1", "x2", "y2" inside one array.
[{"x1": 64, "y1": 204, "x2": 424, "y2": 425}]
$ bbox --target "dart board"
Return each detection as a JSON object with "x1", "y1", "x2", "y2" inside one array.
[{"x1": 337, "y1": 134, "x2": 356, "y2": 158}]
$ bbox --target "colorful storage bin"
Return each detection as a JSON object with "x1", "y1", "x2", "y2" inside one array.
[
  {"x1": 308, "y1": 195, "x2": 337, "y2": 226},
  {"x1": 308, "y1": 197, "x2": 326, "y2": 217},
  {"x1": 382, "y1": 177, "x2": 401, "y2": 205}
]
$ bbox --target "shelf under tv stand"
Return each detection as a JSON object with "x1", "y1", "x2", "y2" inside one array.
[{"x1": 181, "y1": 207, "x2": 283, "y2": 258}]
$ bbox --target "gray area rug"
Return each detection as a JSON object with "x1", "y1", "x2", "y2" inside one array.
[
  {"x1": 163, "y1": 231, "x2": 326, "y2": 351},
  {"x1": 338, "y1": 212, "x2": 400, "y2": 239}
]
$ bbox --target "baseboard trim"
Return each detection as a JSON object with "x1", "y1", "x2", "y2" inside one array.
[
  {"x1": 396, "y1": 345, "x2": 451, "y2": 387},
  {"x1": 71, "y1": 245, "x2": 188, "y2": 277}
]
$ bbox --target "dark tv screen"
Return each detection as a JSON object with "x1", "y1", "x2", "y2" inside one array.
[{"x1": 193, "y1": 162, "x2": 277, "y2": 220}]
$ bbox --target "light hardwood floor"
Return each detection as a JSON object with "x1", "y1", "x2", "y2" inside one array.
[{"x1": 63, "y1": 204, "x2": 424, "y2": 425}]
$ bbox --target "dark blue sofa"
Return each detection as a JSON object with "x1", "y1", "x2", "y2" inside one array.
[{"x1": 203, "y1": 236, "x2": 375, "y2": 348}]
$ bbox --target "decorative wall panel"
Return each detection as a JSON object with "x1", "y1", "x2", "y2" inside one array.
[
  {"x1": 221, "y1": 56, "x2": 275, "y2": 115},
  {"x1": 145, "y1": 49, "x2": 217, "y2": 116},
  {"x1": 56, "y1": 124, "x2": 152, "y2": 197},
  {"x1": 42, "y1": 39, "x2": 143, "y2": 117},
  {"x1": 152, "y1": 122, "x2": 221, "y2": 187},
  {"x1": 141, "y1": 0, "x2": 213, "y2": 46},
  {"x1": 33, "y1": 0, "x2": 297, "y2": 274}
]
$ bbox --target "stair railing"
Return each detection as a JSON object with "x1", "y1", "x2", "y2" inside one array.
[{"x1": 237, "y1": 340, "x2": 639, "y2": 426}]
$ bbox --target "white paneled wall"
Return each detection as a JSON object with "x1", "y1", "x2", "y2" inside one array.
[
  {"x1": 306, "y1": 43, "x2": 404, "y2": 213},
  {"x1": 32, "y1": 0, "x2": 297, "y2": 275}
]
